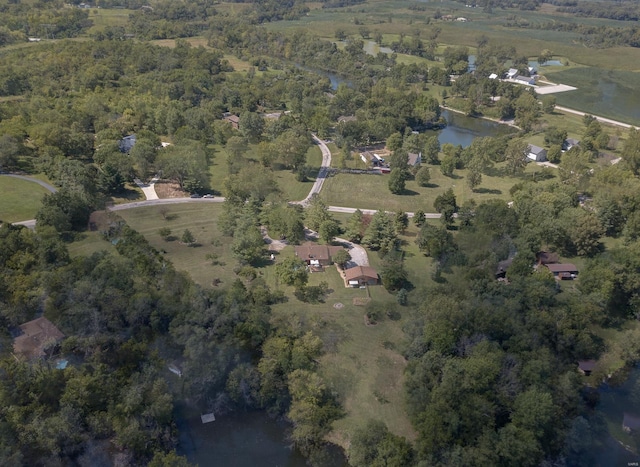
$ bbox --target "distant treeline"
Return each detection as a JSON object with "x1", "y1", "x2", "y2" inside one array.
[
  {"x1": 554, "y1": 0, "x2": 640, "y2": 21},
  {"x1": 533, "y1": 20, "x2": 640, "y2": 48}
]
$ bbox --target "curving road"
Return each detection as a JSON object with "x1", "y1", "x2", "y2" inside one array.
[
  {"x1": 1, "y1": 174, "x2": 57, "y2": 193},
  {"x1": 298, "y1": 134, "x2": 332, "y2": 206}
]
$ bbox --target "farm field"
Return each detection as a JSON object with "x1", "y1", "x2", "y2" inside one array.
[{"x1": 0, "y1": 176, "x2": 49, "y2": 223}]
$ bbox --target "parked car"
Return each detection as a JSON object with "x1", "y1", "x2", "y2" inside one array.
[
  {"x1": 190, "y1": 193, "x2": 202, "y2": 198},
  {"x1": 202, "y1": 194, "x2": 215, "y2": 198}
]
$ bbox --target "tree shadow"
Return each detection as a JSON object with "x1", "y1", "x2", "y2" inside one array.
[
  {"x1": 424, "y1": 183, "x2": 439, "y2": 188},
  {"x1": 165, "y1": 214, "x2": 179, "y2": 221},
  {"x1": 165, "y1": 235, "x2": 177, "y2": 242},
  {"x1": 473, "y1": 188, "x2": 502, "y2": 195},
  {"x1": 401, "y1": 189, "x2": 420, "y2": 196}
]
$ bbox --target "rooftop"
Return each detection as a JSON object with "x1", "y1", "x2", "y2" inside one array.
[{"x1": 13, "y1": 317, "x2": 64, "y2": 359}]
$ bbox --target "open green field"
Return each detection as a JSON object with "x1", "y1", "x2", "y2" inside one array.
[
  {"x1": 545, "y1": 67, "x2": 640, "y2": 126},
  {"x1": 0, "y1": 177, "x2": 49, "y2": 222},
  {"x1": 86, "y1": 8, "x2": 134, "y2": 34},
  {"x1": 320, "y1": 162, "x2": 555, "y2": 213}
]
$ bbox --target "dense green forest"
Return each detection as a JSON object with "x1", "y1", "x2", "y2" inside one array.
[{"x1": 2, "y1": 0, "x2": 640, "y2": 465}]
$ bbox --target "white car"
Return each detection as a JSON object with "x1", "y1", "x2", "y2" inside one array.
[{"x1": 202, "y1": 194, "x2": 215, "y2": 198}]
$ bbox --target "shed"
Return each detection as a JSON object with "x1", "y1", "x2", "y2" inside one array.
[
  {"x1": 488, "y1": 73, "x2": 498, "y2": 80},
  {"x1": 527, "y1": 144, "x2": 548, "y2": 162},
  {"x1": 13, "y1": 317, "x2": 64, "y2": 359},
  {"x1": 577, "y1": 360, "x2": 596, "y2": 376},
  {"x1": 495, "y1": 257, "x2": 514, "y2": 279},
  {"x1": 345, "y1": 266, "x2": 379, "y2": 286},
  {"x1": 546, "y1": 263, "x2": 578, "y2": 279}
]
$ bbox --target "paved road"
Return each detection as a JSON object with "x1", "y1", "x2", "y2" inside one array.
[
  {"x1": 1, "y1": 174, "x2": 57, "y2": 193},
  {"x1": 328, "y1": 205, "x2": 442, "y2": 219},
  {"x1": 298, "y1": 134, "x2": 332, "y2": 206},
  {"x1": 555, "y1": 105, "x2": 637, "y2": 130},
  {"x1": 109, "y1": 197, "x2": 224, "y2": 211},
  {"x1": 133, "y1": 176, "x2": 159, "y2": 200}
]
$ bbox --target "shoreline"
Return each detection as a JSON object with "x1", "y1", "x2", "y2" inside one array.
[{"x1": 441, "y1": 105, "x2": 522, "y2": 130}]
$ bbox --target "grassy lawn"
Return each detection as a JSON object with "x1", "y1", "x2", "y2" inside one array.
[
  {"x1": 209, "y1": 143, "x2": 322, "y2": 202},
  {"x1": 0, "y1": 177, "x2": 49, "y2": 222},
  {"x1": 66, "y1": 231, "x2": 116, "y2": 258},
  {"x1": 320, "y1": 162, "x2": 554, "y2": 213},
  {"x1": 117, "y1": 203, "x2": 237, "y2": 288},
  {"x1": 86, "y1": 8, "x2": 133, "y2": 33}
]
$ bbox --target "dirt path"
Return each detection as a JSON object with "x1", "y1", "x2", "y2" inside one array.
[{"x1": 298, "y1": 134, "x2": 332, "y2": 206}]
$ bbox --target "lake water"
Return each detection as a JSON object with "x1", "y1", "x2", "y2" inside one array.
[
  {"x1": 176, "y1": 406, "x2": 347, "y2": 466},
  {"x1": 177, "y1": 409, "x2": 309, "y2": 466},
  {"x1": 430, "y1": 110, "x2": 516, "y2": 147},
  {"x1": 593, "y1": 366, "x2": 640, "y2": 465}
]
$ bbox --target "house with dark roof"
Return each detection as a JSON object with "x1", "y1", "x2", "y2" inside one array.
[
  {"x1": 546, "y1": 263, "x2": 578, "y2": 280},
  {"x1": 563, "y1": 138, "x2": 580, "y2": 151},
  {"x1": 527, "y1": 144, "x2": 548, "y2": 162},
  {"x1": 222, "y1": 113, "x2": 240, "y2": 129},
  {"x1": 119, "y1": 134, "x2": 136, "y2": 153},
  {"x1": 345, "y1": 266, "x2": 379, "y2": 286},
  {"x1": 294, "y1": 244, "x2": 344, "y2": 266},
  {"x1": 13, "y1": 317, "x2": 64, "y2": 359},
  {"x1": 577, "y1": 360, "x2": 596, "y2": 376},
  {"x1": 515, "y1": 75, "x2": 536, "y2": 85}
]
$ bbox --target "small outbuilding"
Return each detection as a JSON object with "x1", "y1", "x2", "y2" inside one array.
[
  {"x1": 563, "y1": 138, "x2": 580, "y2": 151},
  {"x1": 527, "y1": 144, "x2": 548, "y2": 162},
  {"x1": 13, "y1": 317, "x2": 65, "y2": 359},
  {"x1": 577, "y1": 360, "x2": 596, "y2": 376},
  {"x1": 546, "y1": 263, "x2": 578, "y2": 279},
  {"x1": 345, "y1": 266, "x2": 379, "y2": 287}
]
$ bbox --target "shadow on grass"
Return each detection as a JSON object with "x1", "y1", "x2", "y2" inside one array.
[
  {"x1": 401, "y1": 189, "x2": 420, "y2": 196},
  {"x1": 423, "y1": 183, "x2": 439, "y2": 188},
  {"x1": 473, "y1": 187, "x2": 502, "y2": 195}
]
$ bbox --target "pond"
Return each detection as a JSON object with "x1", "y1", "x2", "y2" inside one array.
[
  {"x1": 176, "y1": 407, "x2": 347, "y2": 466},
  {"x1": 428, "y1": 110, "x2": 516, "y2": 148},
  {"x1": 592, "y1": 366, "x2": 640, "y2": 465}
]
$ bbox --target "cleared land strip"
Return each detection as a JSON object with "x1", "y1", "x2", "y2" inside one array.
[{"x1": 555, "y1": 105, "x2": 638, "y2": 130}]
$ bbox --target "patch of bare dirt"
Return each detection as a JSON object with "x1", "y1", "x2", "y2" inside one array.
[{"x1": 154, "y1": 181, "x2": 188, "y2": 199}]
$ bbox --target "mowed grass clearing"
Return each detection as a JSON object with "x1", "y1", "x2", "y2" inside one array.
[
  {"x1": 117, "y1": 203, "x2": 235, "y2": 288},
  {"x1": 0, "y1": 176, "x2": 49, "y2": 222},
  {"x1": 320, "y1": 162, "x2": 555, "y2": 213}
]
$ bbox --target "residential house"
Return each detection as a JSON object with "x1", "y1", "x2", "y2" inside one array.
[
  {"x1": 546, "y1": 263, "x2": 578, "y2": 280},
  {"x1": 13, "y1": 317, "x2": 64, "y2": 359},
  {"x1": 119, "y1": 134, "x2": 137, "y2": 153},
  {"x1": 563, "y1": 138, "x2": 580, "y2": 151},
  {"x1": 536, "y1": 251, "x2": 559, "y2": 265},
  {"x1": 407, "y1": 152, "x2": 422, "y2": 167},
  {"x1": 360, "y1": 151, "x2": 384, "y2": 166},
  {"x1": 527, "y1": 144, "x2": 548, "y2": 162},
  {"x1": 222, "y1": 112, "x2": 240, "y2": 129},
  {"x1": 515, "y1": 75, "x2": 536, "y2": 85},
  {"x1": 345, "y1": 266, "x2": 379, "y2": 286},
  {"x1": 577, "y1": 360, "x2": 596, "y2": 376},
  {"x1": 506, "y1": 68, "x2": 519, "y2": 79},
  {"x1": 295, "y1": 244, "x2": 344, "y2": 266}
]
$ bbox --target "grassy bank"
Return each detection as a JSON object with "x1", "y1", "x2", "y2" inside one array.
[{"x1": 0, "y1": 177, "x2": 49, "y2": 223}]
